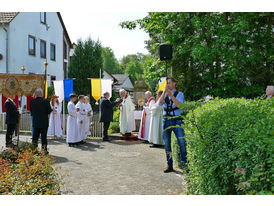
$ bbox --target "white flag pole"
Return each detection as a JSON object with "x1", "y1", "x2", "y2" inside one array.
[
  {"x1": 99, "y1": 68, "x2": 102, "y2": 121},
  {"x1": 99, "y1": 68, "x2": 102, "y2": 137},
  {"x1": 63, "y1": 97, "x2": 65, "y2": 138}
]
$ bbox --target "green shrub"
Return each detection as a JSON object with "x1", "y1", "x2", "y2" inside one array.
[
  {"x1": 184, "y1": 98, "x2": 274, "y2": 194},
  {"x1": 0, "y1": 143, "x2": 62, "y2": 195},
  {"x1": 109, "y1": 122, "x2": 120, "y2": 134},
  {"x1": 108, "y1": 110, "x2": 120, "y2": 133},
  {"x1": 112, "y1": 109, "x2": 120, "y2": 122},
  {"x1": 179, "y1": 100, "x2": 204, "y2": 116},
  {"x1": 171, "y1": 101, "x2": 204, "y2": 167}
]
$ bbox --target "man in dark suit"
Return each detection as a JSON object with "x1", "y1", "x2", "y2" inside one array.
[
  {"x1": 30, "y1": 88, "x2": 52, "y2": 153},
  {"x1": 5, "y1": 94, "x2": 19, "y2": 148},
  {"x1": 100, "y1": 92, "x2": 120, "y2": 141}
]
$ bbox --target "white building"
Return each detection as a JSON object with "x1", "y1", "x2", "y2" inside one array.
[{"x1": 0, "y1": 12, "x2": 72, "y2": 84}]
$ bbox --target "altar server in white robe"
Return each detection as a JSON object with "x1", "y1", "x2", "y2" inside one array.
[
  {"x1": 67, "y1": 94, "x2": 80, "y2": 147},
  {"x1": 138, "y1": 91, "x2": 156, "y2": 141},
  {"x1": 148, "y1": 91, "x2": 164, "y2": 147},
  {"x1": 48, "y1": 97, "x2": 63, "y2": 137},
  {"x1": 76, "y1": 95, "x2": 87, "y2": 142},
  {"x1": 84, "y1": 96, "x2": 93, "y2": 136},
  {"x1": 119, "y1": 89, "x2": 136, "y2": 136}
]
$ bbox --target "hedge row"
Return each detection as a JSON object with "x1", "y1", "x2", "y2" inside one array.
[
  {"x1": 184, "y1": 98, "x2": 273, "y2": 194},
  {"x1": 171, "y1": 101, "x2": 205, "y2": 168}
]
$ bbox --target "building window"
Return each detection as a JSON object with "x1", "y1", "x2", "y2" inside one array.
[
  {"x1": 40, "y1": 40, "x2": 46, "y2": 59},
  {"x1": 28, "y1": 35, "x2": 36, "y2": 56},
  {"x1": 64, "y1": 41, "x2": 67, "y2": 60},
  {"x1": 50, "y1": 43, "x2": 56, "y2": 61},
  {"x1": 40, "y1": 12, "x2": 46, "y2": 24},
  {"x1": 50, "y1": 75, "x2": 56, "y2": 85}
]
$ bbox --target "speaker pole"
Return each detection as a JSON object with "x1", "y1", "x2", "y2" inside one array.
[{"x1": 166, "y1": 60, "x2": 168, "y2": 77}]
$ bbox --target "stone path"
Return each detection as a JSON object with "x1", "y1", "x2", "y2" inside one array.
[{"x1": 0, "y1": 134, "x2": 187, "y2": 195}]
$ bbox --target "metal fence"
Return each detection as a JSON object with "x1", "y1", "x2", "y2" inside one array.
[{"x1": 0, "y1": 112, "x2": 103, "y2": 137}]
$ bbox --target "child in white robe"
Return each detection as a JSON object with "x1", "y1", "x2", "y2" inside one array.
[
  {"x1": 76, "y1": 95, "x2": 87, "y2": 143},
  {"x1": 48, "y1": 97, "x2": 63, "y2": 138},
  {"x1": 67, "y1": 94, "x2": 80, "y2": 147}
]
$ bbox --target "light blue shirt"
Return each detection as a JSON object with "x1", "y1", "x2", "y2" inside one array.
[{"x1": 159, "y1": 90, "x2": 184, "y2": 116}]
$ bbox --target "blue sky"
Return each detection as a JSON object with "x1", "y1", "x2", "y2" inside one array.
[{"x1": 61, "y1": 12, "x2": 150, "y2": 60}]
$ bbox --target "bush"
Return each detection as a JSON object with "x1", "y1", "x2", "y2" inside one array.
[
  {"x1": 184, "y1": 98, "x2": 274, "y2": 194},
  {"x1": 109, "y1": 110, "x2": 120, "y2": 133},
  {"x1": 0, "y1": 143, "x2": 62, "y2": 195},
  {"x1": 179, "y1": 100, "x2": 204, "y2": 116},
  {"x1": 171, "y1": 101, "x2": 204, "y2": 167}
]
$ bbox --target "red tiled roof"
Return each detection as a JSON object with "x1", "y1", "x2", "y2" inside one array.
[{"x1": 0, "y1": 12, "x2": 19, "y2": 23}]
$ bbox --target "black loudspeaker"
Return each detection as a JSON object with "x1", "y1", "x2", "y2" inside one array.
[{"x1": 159, "y1": 44, "x2": 172, "y2": 60}]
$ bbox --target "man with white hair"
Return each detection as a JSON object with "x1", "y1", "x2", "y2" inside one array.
[
  {"x1": 138, "y1": 91, "x2": 155, "y2": 141},
  {"x1": 266, "y1": 86, "x2": 274, "y2": 100},
  {"x1": 119, "y1": 89, "x2": 136, "y2": 136}
]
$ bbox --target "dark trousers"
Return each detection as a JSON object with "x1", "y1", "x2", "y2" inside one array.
[
  {"x1": 32, "y1": 127, "x2": 48, "y2": 150},
  {"x1": 103, "y1": 122, "x2": 110, "y2": 139},
  {"x1": 14, "y1": 123, "x2": 18, "y2": 136},
  {"x1": 6, "y1": 123, "x2": 16, "y2": 147}
]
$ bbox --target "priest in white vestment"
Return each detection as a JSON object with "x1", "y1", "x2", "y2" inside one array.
[
  {"x1": 84, "y1": 96, "x2": 93, "y2": 136},
  {"x1": 119, "y1": 89, "x2": 136, "y2": 136},
  {"x1": 148, "y1": 91, "x2": 164, "y2": 147},
  {"x1": 76, "y1": 95, "x2": 87, "y2": 142},
  {"x1": 48, "y1": 97, "x2": 63, "y2": 137},
  {"x1": 67, "y1": 94, "x2": 80, "y2": 147},
  {"x1": 138, "y1": 91, "x2": 156, "y2": 141}
]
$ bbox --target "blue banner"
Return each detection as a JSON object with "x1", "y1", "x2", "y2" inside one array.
[{"x1": 64, "y1": 79, "x2": 73, "y2": 101}]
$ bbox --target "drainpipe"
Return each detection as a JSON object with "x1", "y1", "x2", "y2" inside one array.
[{"x1": 1, "y1": 23, "x2": 8, "y2": 73}]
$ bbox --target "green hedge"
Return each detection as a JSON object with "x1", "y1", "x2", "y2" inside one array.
[
  {"x1": 184, "y1": 98, "x2": 274, "y2": 194},
  {"x1": 171, "y1": 101, "x2": 204, "y2": 168}
]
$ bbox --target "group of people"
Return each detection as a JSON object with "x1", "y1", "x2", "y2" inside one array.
[
  {"x1": 3, "y1": 81, "x2": 274, "y2": 172},
  {"x1": 99, "y1": 77, "x2": 187, "y2": 172},
  {"x1": 66, "y1": 94, "x2": 93, "y2": 147}
]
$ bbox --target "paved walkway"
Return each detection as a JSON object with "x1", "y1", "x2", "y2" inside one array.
[{"x1": 0, "y1": 134, "x2": 187, "y2": 195}]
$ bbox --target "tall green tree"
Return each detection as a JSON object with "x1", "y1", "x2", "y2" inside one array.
[
  {"x1": 68, "y1": 37, "x2": 103, "y2": 103},
  {"x1": 120, "y1": 53, "x2": 144, "y2": 82},
  {"x1": 102, "y1": 47, "x2": 123, "y2": 74},
  {"x1": 120, "y1": 12, "x2": 274, "y2": 100}
]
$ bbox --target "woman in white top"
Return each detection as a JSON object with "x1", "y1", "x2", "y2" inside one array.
[{"x1": 47, "y1": 97, "x2": 63, "y2": 137}]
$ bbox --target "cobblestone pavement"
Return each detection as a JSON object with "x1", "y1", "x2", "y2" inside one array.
[{"x1": 0, "y1": 134, "x2": 187, "y2": 195}]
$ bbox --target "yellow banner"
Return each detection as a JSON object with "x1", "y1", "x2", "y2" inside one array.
[
  {"x1": 91, "y1": 79, "x2": 101, "y2": 102},
  {"x1": 158, "y1": 80, "x2": 166, "y2": 91}
]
